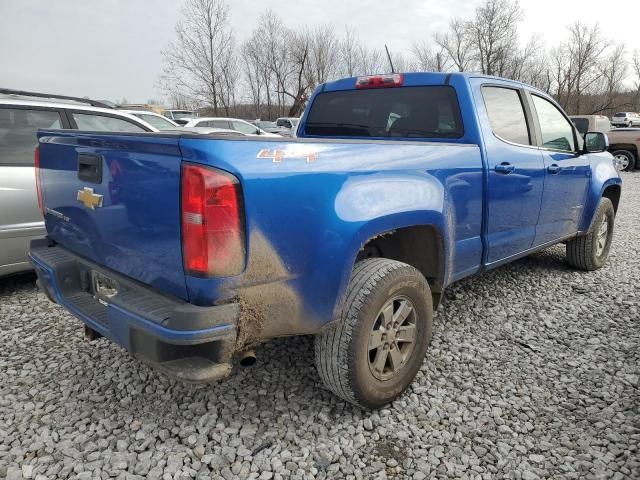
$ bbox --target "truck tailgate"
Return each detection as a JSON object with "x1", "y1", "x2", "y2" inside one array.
[{"x1": 37, "y1": 132, "x2": 188, "y2": 300}]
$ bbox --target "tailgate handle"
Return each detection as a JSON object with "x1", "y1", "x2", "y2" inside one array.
[{"x1": 77, "y1": 153, "x2": 103, "y2": 184}]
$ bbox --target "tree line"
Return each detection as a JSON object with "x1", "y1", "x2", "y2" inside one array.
[{"x1": 158, "y1": 0, "x2": 640, "y2": 120}]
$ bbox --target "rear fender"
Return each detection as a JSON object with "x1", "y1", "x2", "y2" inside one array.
[{"x1": 328, "y1": 172, "x2": 450, "y2": 322}]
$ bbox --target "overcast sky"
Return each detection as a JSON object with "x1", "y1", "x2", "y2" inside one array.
[{"x1": 1, "y1": 0, "x2": 639, "y2": 103}]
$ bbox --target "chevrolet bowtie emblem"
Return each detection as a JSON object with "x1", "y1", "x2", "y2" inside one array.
[{"x1": 77, "y1": 187, "x2": 103, "y2": 210}]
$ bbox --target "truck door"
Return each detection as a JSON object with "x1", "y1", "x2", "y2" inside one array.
[
  {"x1": 527, "y1": 93, "x2": 591, "y2": 245},
  {"x1": 471, "y1": 81, "x2": 545, "y2": 264}
]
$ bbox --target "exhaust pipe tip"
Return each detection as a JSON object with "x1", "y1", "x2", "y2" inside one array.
[{"x1": 238, "y1": 349, "x2": 257, "y2": 367}]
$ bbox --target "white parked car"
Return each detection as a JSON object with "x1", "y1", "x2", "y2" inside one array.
[
  {"x1": 184, "y1": 117, "x2": 280, "y2": 137},
  {"x1": 121, "y1": 110, "x2": 179, "y2": 130},
  {"x1": 611, "y1": 112, "x2": 640, "y2": 128},
  {"x1": 0, "y1": 89, "x2": 157, "y2": 276}
]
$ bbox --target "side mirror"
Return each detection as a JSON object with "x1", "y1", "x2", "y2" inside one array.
[{"x1": 584, "y1": 131, "x2": 608, "y2": 153}]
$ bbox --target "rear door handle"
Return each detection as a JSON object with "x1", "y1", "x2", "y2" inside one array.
[
  {"x1": 547, "y1": 164, "x2": 561, "y2": 174},
  {"x1": 494, "y1": 162, "x2": 515, "y2": 174}
]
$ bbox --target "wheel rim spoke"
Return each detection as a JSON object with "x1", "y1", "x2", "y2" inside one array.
[
  {"x1": 596, "y1": 219, "x2": 609, "y2": 256},
  {"x1": 381, "y1": 303, "x2": 394, "y2": 328},
  {"x1": 393, "y1": 299, "x2": 413, "y2": 326},
  {"x1": 373, "y1": 348, "x2": 388, "y2": 373},
  {"x1": 396, "y1": 324, "x2": 417, "y2": 343},
  {"x1": 389, "y1": 345, "x2": 403, "y2": 371},
  {"x1": 369, "y1": 330, "x2": 384, "y2": 350}
]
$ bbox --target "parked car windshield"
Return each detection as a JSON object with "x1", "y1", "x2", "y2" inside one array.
[
  {"x1": 171, "y1": 111, "x2": 195, "y2": 119},
  {"x1": 256, "y1": 121, "x2": 277, "y2": 129},
  {"x1": 613, "y1": 113, "x2": 626, "y2": 117},
  {"x1": 304, "y1": 86, "x2": 463, "y2": 138}
]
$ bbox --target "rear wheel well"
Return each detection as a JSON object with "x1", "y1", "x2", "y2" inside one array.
[
  {"x1": 357, "y1": 225, "x2": 444, "y2": 308},
  {"x1": 602, "y1": 184, "x2": 621, "y2": 214}
]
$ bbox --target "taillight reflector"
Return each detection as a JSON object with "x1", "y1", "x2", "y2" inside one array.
[
  {"x1": 355, "y1": 73, "x2": 404, "y2": 89},
  {"x1": 181, "y1": 163, "x2": 245, "y2": 277},
  {"x1": 34, "y1": 146, "x2": 43, "y2": 216}
]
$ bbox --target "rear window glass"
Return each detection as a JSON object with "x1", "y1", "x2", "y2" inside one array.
[
  {"x1": 572, "y1": 118, "x2": 589, "y2": 135},
  {"x1": 304, "y1": 86, "x2": 463, "y2": 138},
  {"x1": 0, "y1": 108, "x2": 62, "y2": 166},
  {"x1": 481, "y1": 86, "x2": 530, "y2": 145}
]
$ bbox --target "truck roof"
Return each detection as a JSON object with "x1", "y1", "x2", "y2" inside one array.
[{"x1": 318, "y1": 71, "x2": 542, "y2": 94}]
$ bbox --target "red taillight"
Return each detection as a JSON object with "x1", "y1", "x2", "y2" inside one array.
[
  {"x1": 34, "y1": 146, "x2": 43, "y2": 216},
  {"x1": 181, "y1": 163, "x2": 245, "y2": 277},
  {"x1": 355, "y1": 73, "x2": 404, "y2": 89}
]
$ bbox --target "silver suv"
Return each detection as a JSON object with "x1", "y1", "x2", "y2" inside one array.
[
  {"x1": 0, "y1": 89, "x2": 156, "y2": 276},
  {"x1": 611, "y1": 112, "x2": 640, "y2": 128}
]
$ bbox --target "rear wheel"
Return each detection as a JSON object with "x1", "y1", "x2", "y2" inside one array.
[
  {"x1": 611, "y1": 150, "x2": 636, "y2": 171},
  {"x1": 314, "y1": 258, "x2": 433, "y2": 409},
  {"x1": 566, "y1": 197, "x2": 615, "y2": 270}
]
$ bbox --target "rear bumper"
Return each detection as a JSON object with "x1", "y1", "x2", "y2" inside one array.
[{"x1": 29, "y1": 239, "x2": 239, "y2": 383}]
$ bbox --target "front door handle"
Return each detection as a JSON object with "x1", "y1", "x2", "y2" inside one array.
[
  {"x1": 495, "y1": 162, "x2": 515, "y2": 174},
  {"x1": 547, "y1": 164, "x2": 561, "y2": 174}
]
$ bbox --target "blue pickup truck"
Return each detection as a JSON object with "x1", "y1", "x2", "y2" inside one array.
[{"x1": 31, "y1": 72, "x2": 621, "y2": 408}]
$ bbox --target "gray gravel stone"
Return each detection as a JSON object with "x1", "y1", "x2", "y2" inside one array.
[{"x1": 1, "y1": 173, "x2": 639, "y2": 479}]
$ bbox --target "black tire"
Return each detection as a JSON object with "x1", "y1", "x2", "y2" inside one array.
[
  {"x1": 566, "y1": 197, "x2": 615, "y2": 271},
  {"x1": 611, "y1": 150, "x2": 636, "y2": 171},
  {"x1": 315, "y1": 258, "x2": 433, "y2": 409}
]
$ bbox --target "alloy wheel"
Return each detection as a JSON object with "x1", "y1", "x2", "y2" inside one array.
[{"x1": 368, "y1": 296, "x2": 417, "y2": 381}]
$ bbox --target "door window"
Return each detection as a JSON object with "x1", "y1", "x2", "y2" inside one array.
[
  {"x1": 0, "y1": 108, "x2": 62, "y2": 166},
  {"x1": 532, "y1": 95, "x2": 575, "y2": 152},
  {"x1": 72, "y1": 113, "x2": 146, "y2": 132},
  {"x1": 481, "y1": 87, "x2": 530, "y2": 145}
]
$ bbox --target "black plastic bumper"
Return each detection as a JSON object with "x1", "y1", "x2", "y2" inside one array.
[{"x1": 29, "y1": 239, "x2": 239, "y2": 383}]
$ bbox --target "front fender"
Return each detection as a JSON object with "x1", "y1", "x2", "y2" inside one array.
[{"x1": 580, "y1": 153, "x2": 622, "y2": 232}]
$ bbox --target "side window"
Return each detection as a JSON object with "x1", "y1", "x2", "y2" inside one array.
[
  {"x1": 72, "y1": 113, "x2": 146, "y2": 132},
  {"x1": 532, "y1": 95, "x2": 575, "y2": 152},
  {"x1": 231, "y1": 121, "x2": 257, "y2": 134},
  {"x1": 482, "y1": 86, "x2": 530, "y2": 145},
  {"x1": 0, "y1": 108, "x2": 62, "y2": 166},
  {"x1": 211, "y1": 120, "x2": 231, "y2": 129}
]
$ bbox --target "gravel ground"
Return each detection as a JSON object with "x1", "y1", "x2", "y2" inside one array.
[{"x1": 1, "y1": 173, "x2": 639, "y2": 480}]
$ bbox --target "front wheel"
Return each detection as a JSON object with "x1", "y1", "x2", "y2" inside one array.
[
  {"x1": 566, "y1": 197, "x2": 615, "y2": 270},
  {"x1": 314, "y1": 258, "x2": 433, "y2": 409}
]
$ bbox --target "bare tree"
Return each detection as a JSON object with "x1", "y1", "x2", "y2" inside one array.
[
  {"x1": 589, "y1": 44, "x2": 629, "y2": 114},
  {"x1": 306, "y1": 25, "x2": 340, "y2": 85},
  {"x1": 158, "y1": 2, "x2": 638, "y2": 120},
  {"x1": 434, "y1": 18, "x2": 475, "y2": 72},
  {"x1": 631, "y1": 50, "x2": 640, "y2": 110},
  {"x1": 411, "y1": 41, "x2": 449, "y2": 72},
  {"x1": 467, "y1": 0, "x2": 524, "y2": 76},
  {"x1": 566, "y1": 22, "x2": 607, "y2": 114},
  {"x1": 158, "y1": 0, "x2": 236, "y2": 115},
  {"x1": 339, "y1": 27, "x2": 359, "y2": 77}
]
